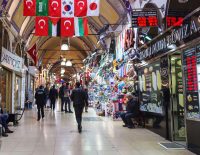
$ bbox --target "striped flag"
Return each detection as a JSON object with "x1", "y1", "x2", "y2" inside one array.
[
  {"x1": 74, "y1": 17, "x2": 88, "y2": 36},
  {"x1": 48, "y1": 17, "x2": 61, "y2": 36}
]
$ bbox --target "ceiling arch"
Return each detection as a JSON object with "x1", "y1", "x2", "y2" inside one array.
[{"x1": 5, "y1": 0, "x2": 128, "y2": 77}]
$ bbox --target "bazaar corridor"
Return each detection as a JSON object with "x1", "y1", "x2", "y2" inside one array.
[{"x1": 0, "y1": 106, "x2": 195, "y2": 155}]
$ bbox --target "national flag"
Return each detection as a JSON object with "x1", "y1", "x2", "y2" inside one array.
[
  {"x1": 23, "y1": 0, "x2": 36, "y2": 16},
  {"x1": 35, "y1": 16, "x2": 49, "y2": 36},
  {"x1": 61, "y1": 18, "x2": 75, "y2": 37},
  {"x1": 74, "y1": 0, "x2": 87, "y2": 17},
  {"x1": 49, "y1": 0, "x2": 61, "y2": 17},
  {"x1": 87, "y1": 0, "x2": 100, "y2": 16},
  {"x1": 75, "y1": 17, "x2": 88, "y2": 36},
  {"x1": 49, "y1": 17, "x2": 61, "y2": 36},
  {"x1": 36, "y1": 0, "x2": 48, "y2": 16},
  {"x1": 61, "y1": 0, "x2": 74, "y2": 17},
  {"x1": 27, "y1": 44, "x2": 37, "y2": 65}
]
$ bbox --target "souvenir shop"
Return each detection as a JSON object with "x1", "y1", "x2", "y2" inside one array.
[{"x1": 138, "y1": 9, "x2": 200, "y2": 154}]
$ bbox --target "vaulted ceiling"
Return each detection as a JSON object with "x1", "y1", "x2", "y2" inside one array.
[{"x1": 5, "y1": 0, "x2": 127, "y2": 79}]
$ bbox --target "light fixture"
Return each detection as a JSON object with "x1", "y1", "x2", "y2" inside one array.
[
  {"x1": 61, "y1": 61, "x2": 66, "y2": 66},
  {"x1": 61, "y1": 74, "x2": 64, "y2": 77},
  {"x1": 61, "y1": 68, "x2": 65, "y2": 74},
  {"x1": 61, "y1": 44, "x2": 69, "y2": 50},
  {"x1": 65, "y1": 60, "x2": 72, "y2": 67}
]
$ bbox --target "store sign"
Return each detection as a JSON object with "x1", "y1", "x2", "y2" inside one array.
[
  {"x1": 132, "y1": 11, "x2": 158, "y2": 27},
  {"x1": 166, "y1": 16, "x2": 184, "y2": 27},
  {"x1": 140, "y1": 19, "x2": 200, "y2": 59},
  {"x1": 1, "y1": 47, "x2": 23, "y2": 72}
]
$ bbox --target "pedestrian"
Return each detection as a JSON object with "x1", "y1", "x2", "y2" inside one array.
[
  {"x1": 44, "y1": 83, "x2": 50, "y2": 108},
  {"x1": 71, "y1": 82, "x2": 87, "y2": 133},
  {"x1": 59, "y1": 83, "x2": 65, "y2": 112},
  {"x1": 84, "y1": 88, "x2": 89, "y2": 113},
  {"x1": 35, "y1": 85, "x2": 46, "y2": 121},
  {"x1": 49, "y1": 85, "x2": 58, "y2": 111},
  {"x1": 63, "y1": 83, "x2": 73, "y2": 113}
]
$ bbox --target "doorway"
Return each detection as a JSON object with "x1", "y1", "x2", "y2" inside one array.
[{"x1": 169, "y1": 52, "x2": 186, "y2": 145}]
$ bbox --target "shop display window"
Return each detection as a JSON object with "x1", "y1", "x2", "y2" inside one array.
[{"x1": 138, "y1": 61, "x2": 163, "y2": 114}]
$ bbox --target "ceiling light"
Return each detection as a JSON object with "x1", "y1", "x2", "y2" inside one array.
[
  {"x1": 61, "y1": 61, "x2": 66, "y2": 66},
  {"x1": 66, "y1": 60, "x2": 72, "y2": 67},
  {"x1": 61, "y1": 44, "x2": 69, "y2": 51},
  {"x1": 61, "y1": 74, "x2": 64, "y2": 77}
]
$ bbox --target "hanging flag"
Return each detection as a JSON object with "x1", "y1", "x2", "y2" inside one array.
[
  {"x1": 61, "y1": 0, "x2": 74, "y2": 17},
  {"x1": 49, "y1": 0, "x2": 61, "y2": 17},
  {"x1": 75, "y1": 17, "x2": 88, "y2": 36},
  {"x1": 27, "y1": 44, "x2": 37, "y2": 65},
  {"x1": 87, "y1": 0, "x2": 100, "y2": 16},
  {"x1": 49, "y1": 17, "x2": 61, "y2": 36},
  {"x1": 74, "y1": 0, "x2": 87, "y2": 17},
  {"x1": 61, "y1": 18, "x2": 75, "y2": 37},
  {"x1": 35, "y1": 16, "x2": 49, "y2": 36},
  {"x1": 23, "y1": 0, "x2": 36, "y2": 16},
  {"x1": 36, "y1": 0, "x2": 48, "y2": 16}
]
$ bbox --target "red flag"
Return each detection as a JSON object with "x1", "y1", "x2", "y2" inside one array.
[
  {"x1": 35, "y1": 17, "x2": 49, "y2": 36},
  {"x1": 74, "y1": 0, "x2": 87, "y2": 17},
  {"x1": 61, "y1": 18, "x2": 75, "y2": 37},
  {"x1": 23, "y1": 0, "x2": 36, "y2": 16},
  {"x1": 49, "y1": 0, "x2": 61, "y2": 17},
  {"x1": 28, "y1": 44, "x2": 37, "y2": 65}
]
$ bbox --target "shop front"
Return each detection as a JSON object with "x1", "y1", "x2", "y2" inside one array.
[
  {"x1": 138, "y1": 8, "x2": 200, "y2": 154},
  {"x1": 0, "y1": 47, "x2": 23, "y2": 113}
]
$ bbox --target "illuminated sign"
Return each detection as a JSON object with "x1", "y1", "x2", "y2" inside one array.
[
  {"x1": 166, "y1": 16, "x2": 184, "y2": 27},
  {"x1": 132, "y1": 11, "x2": 158, "y2": 27}
]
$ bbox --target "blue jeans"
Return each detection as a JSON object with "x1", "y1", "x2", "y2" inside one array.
[{"x1": 0, "y1": 114, "x2": 8, "y2": 129}]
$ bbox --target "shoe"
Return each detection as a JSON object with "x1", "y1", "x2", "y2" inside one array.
[
  {"x1": 37, "y1": 118, "x2": 40, "y2": 121},
  {"x1": 85, "y1": 110, "x2": 88, "y2": 113},
  {"x1": 65, "y1": 111, "x2": 69, "y2": 113},
  {"x1": 123, "y1": 124, "x2": 128, "y2": 127},
  {"x1": 5, "y1": 129, "x2": 14, "y2": 133},
  {"x1": 69, "y1": 111, "x2": 73, "y2": 113},
  {"x1": 2, "y1": 132, "x2": 8, "y2": 137},
  {"x1": 78, "y1": 124, "x2": 82, "y2": 133},
  {"x1": 128, "y1": 126, "x2": 135, "y2": 129},
  {"x1": 42, "y1": 116, "x2": 45, "y2": 119}
]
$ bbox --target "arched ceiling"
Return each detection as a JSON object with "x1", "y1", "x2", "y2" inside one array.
[{"x1": 5, "y1": 0, "x2": 127, "y2": 78}]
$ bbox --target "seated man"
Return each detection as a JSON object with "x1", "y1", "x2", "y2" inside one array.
[
  {"x1": 0, "y1": 105, "x2": 14, "y2": 137},
  {"x1": 120, "y1": 93, "x2": 140, "y2": 129}
]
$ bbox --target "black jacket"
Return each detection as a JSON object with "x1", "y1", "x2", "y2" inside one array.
[
  {"x1": 35, "y1": 88, "x2": 46, "y2": 106},
  {"x1": 71, "y1": 88, "x2": 87, "y2": 107},
  {"x1": 126, "y1": 98, "x2": 140, "y2": 115},
  {"x1": 49, "y1": 88, "x2": 58, "y2": 100}
]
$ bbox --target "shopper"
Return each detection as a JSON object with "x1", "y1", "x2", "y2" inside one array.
[
  {"x1": 49, "y1": 85, "x2": 58, "y2": 111},
  {"x1": 0, "y1": 104, "x2": 14, "y2": 137},
  {"x1": 120, "y1": 93, "x2": 139, "y2": 129},
  {"x1": 71, "y1": 82, "x2": 87, "y2": 133},
  {"x1": 59, "y1": 82, "x2": 65, "y2": 112},
  {"x1": 35, "y1": 85, "x2": 46, "y2": 121},
  {"x1": 84, "y1": 88, "x2": 89, "y2": 113},
  {"x1": 44, "y1": 83, "x2": 50, "y2": 108},
  {"x1": 63, "y1": 83, "x2": 73, "y2": 113}
]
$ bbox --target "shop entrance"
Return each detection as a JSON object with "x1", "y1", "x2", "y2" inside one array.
[{"x1": 169, "y1": 52, "x2": 186, "y2": 144}]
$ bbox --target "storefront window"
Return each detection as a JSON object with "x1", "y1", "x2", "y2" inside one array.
[
  {"x1": 138, "y1": 61, "x2": 163, "y2": 114},
  {"x1": 14, "y1": 76, "x2": 21, "y2": 111}
]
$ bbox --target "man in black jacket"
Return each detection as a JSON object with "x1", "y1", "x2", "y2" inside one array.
[
  {"x1": 35, "y1": 85, "x2": 46, "y2": 121},
  {"x1": 71, "y1": 82, "x2": 87, "y2": 133},
  {"x1": 120, "y1": 93, "x2": 139, "y2": 128},
  {"x1": 49, "y1": 85, "x2": 58, "y2": 111}
]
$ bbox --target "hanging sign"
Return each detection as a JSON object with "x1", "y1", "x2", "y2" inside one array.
[
  {"x1": 1, "y1": 47, "x2": 23, "y2": 72},
  {"x1": 132, "y1": 10, "x2": 158, "y2": 27}
]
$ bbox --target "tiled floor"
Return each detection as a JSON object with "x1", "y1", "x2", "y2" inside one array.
[{"x1": 0, "y1": 104, "x2": 195, "y2": 155}]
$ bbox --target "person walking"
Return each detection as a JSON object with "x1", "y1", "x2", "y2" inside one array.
[
  {"x1": 44, "y1": 83, "x2": 50, "y2": 108},
  {"x1": 35, "y1": 85, "x2": 46, "y2": 121},
  {"x1": 71, "y1": 82, "x2": 87, "y2": 133},
  {"x1": 49, "y1": 85, "x2": 58, "y2": 111},
  {"x1": 59, "y1": 83, "x2": 65, "y2": 112},
  {"x1": 63, "y1": 83, "x2": 73, "y2": 113},
  {"x1": 84, "y1": 88, "x2": 89, "y2": 113}
]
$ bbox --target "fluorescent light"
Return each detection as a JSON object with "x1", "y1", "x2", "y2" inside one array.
[
  {"x1": 66, "y1": 60, "x2": 72, "y2": 67},
  {"x1": 61, "y1": 44, "x2": 69, "y2": 50},
  {"x1": 92, "y1": 52, "x2": 96, "y2": 56},
  {"x1": 145, "y1": 36, "x2": 152, "y2": 41}
]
